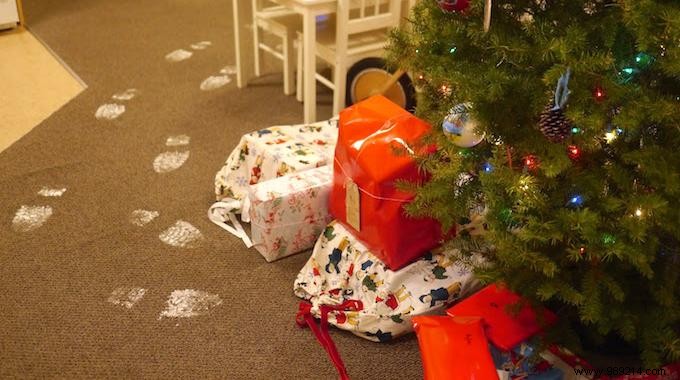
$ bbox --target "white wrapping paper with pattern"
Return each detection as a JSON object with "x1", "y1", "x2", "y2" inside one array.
[
  {"x1": 294, "y1": 221, "x2": 480, "y2": 342},
  {"x1": 214, "y1": 119, "x2": 338, "y2": 212},
  {"x1": 248, "y1": 166, "x2": 333, "y2": 262}
]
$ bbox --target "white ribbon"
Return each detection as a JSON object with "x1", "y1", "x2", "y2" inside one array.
[{"x1": 208, "y1": 201, "x2": 253, "y2": 248}]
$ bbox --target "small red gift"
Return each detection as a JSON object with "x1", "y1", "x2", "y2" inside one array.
[
  {"x1": 412, "y1": 315, "x2": 499, "y2": 380},
  {"x1": 330, "y1": 95, "x2": 445, "y2": 270},
  {"x1": 447, "y1": 284, "x2": 558, "y2": 351}
]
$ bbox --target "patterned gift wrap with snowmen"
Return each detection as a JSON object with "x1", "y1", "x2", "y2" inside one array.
[
  {"x1": 247, "y1": 165, "x2": 334, "y2": 262},
  {"x1": 214, "y1": 118, "x2": 338, "y2": 211},
  {"x1": 293, "y1": 221, "x2": 480, "y2": 342}
]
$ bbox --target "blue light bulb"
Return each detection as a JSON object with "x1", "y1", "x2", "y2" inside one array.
[
  {"x1": 482, "y1": 162, "x2": 493, "y2": 173},
  {"x1": 567, "y1": 194, "x2": 584, "y2": 208}
]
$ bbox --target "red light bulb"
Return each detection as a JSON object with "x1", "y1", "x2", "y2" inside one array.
[
  {"x1": 567, "y1": 145, "x2": 581, "y2": 160},
  {"x1": 594, "y1": 86, "x2": 606, "y2": 102},
  {"x1": 523, "y1": 155, "x2": 539, "y2": 170}
]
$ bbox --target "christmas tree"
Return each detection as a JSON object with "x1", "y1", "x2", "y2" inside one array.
[{"x1": 387, "y1": 0, "x2": 680, "y2": 366}]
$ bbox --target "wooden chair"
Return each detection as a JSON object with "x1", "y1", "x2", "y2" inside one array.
[
  {"x1": 251, "y1": 0, "x2": 302, "y2": 95},
  {"x1": 297, "y1": 0, "x2": 402, "y2": 115}
]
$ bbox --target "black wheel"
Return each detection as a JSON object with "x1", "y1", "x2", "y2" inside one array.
[{"x1": 345, "y1": 57, "x2": 416, "y2": 112}]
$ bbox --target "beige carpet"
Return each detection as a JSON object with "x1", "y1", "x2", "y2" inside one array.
[{"x1": 0, "y1": 0, "x2": 423, "y2": 378}]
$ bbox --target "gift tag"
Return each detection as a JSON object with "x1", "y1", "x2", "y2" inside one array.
[{"x1": 345, "y1": 179, "x2": 361, "y2": 231}]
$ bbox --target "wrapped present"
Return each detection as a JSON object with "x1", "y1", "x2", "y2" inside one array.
[
  {"x1": 247, "y1": 165, "x2": 333, "y2": 262},
  {"x1": 293, "y1": 220, "x2": 479, "y2": 342},
  {"x1": 209, "y1": 166, "x2": 333, "y2": 261},
  {"x1": 412, "y1": 315, "x2": 499, "y2": 380},
  {"x1": 214, "y1": 118, "x2": 338, "y2": 211},
  {"x1": 497, "y1": 368, "x2": 563, "y2": 380},
  {"x1": 492, "y1": 342, "x2": 564, "y2": 380},
  {"x1": 493, "y1": 342, "x2": 541, "y2": 378},
  {"x1": 330, "y1": 95, "x2": 445, "y2": 270},
  {"x1": 447, "y1": 284, "x2": 557, "y2": 351},
  {"x1": 542, "y1": 346, "x2": 680, "y2": 380}
]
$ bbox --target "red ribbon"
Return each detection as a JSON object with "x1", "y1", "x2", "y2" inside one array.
[
  {"x1": 296, "y1": 300, "x2": 363, "y2": 380},
  {"x1": 548, "y1": 344, "x2": 595, "y2": 370}
]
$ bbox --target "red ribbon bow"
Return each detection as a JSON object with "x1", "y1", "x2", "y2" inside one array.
[{"x1": 296, "y1": 300, "x2": 363, "y2": 380}]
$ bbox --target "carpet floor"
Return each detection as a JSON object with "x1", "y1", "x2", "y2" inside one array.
[{"x1": 0, "y1": 0, "x2": 423, "y2": 378}]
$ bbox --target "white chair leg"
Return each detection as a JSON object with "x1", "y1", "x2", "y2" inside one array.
[
  {"x1": 332, "y1": 61, "x2": 347, "y2": 115},
  {"x1": 282, "y1": 34, "x2": 295, "y2": 96},
  {"x1": 296, "y1": 33, "x2": 303, "y2": 102},
  {"x1": 252, "y1": 24, "x2": 261, "y2": 77}
]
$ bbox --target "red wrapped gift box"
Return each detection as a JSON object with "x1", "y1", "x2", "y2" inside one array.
[
  {"x1": 447, "y1": 284, "x2": 557, "y2": 351},
  {"x1": 330, "y1": 95, "x2": 445, "y2": 270},
  {"x1": 412, "y1": 315, "x2": 499, "y2": 380}
]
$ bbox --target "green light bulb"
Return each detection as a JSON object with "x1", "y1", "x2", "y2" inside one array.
[
  {"x1": 634, "y1": 52, "x2": 653, "y2": 68},
  {"x1": 602, "y1": 233, "x2": 616, "y2": 245},
  {"x1": 618, "y1": 67, "x2": 637, "y2": 84}
]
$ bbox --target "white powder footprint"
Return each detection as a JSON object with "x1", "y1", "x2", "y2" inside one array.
[
  {"x1": 152, "y1": 151, "x2": 190, "y2": 173},
  {"x1": 159, "y1": 289, "x2": 222, "y2": 319},
  {"x1": 108, "y1": 287, "x2": 147, "y2": 309},
  {"x1": 12, "y1": 205, "x2": 53, "y2": 232},
  {"x1": 166, "y1": 135, "x2": 190, "y2": 147},
  {"x1": 130, "y1": 209, "x2": 159, "y2": 227},
  {"x1": 220, "y1": 65, "x2": 237, "y2": 75},
  {"x1": 112, "y1": 88, "x2": 139, "y2": 101},
  {"x1": 159, "y1": 220, "x2": 203, "y2": 248},
  {"x1": 190, "y1": 41, "x2": 212, "y2": 50},
  {"x1": 165, "y1": 49, "x2": 193, "y2": 62},
  {"x1": 95, "y1": 104, "x2": 125, "y2": 120},
  {"x1": 200, "y1": 75, "x2": 231, "y2": 91},
  {"x1": 37, "y1": 187, "x2": 67, "y2": 197}
]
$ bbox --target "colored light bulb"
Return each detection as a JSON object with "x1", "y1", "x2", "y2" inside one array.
[
  {"x1": 440, "y1": 84, "x2": 452, "y2": 96},
  {"x1": 618, "y1": 67, "x2": 637, "y2": 83},
  {"x1": 634, "y1": 52, "x2": 653, "y2": 68},
  {"x1": 567, "y1": 145, "x2": 581, "y2": 160},
  {"x1": 523, "y1": 155, "x2": 539, "y2": 170},
  {"x1": 566, "y1": 194, "x2": 584, "y2": 208},
  {"x1": 518, "y1": 178, "x2": 530, "y2": 191},
  {"x1": 594, "y1": 86, "x2": 606, "y2": 102},
  {"x1": 482, "y1": 162, "x2": 493, "y2": 173},
  {"x1": 602, "y1": 234, "x2": 616, "y2": 245},
  {"x1": 604, "y1": 127, "x2": 624, "y2": 144}
]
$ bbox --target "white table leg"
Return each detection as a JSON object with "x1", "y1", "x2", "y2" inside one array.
[
  {"x1": 232, "y1": 0, "x2": 254, "y2": 89},
  {"x1": 302, "y1": 10, "x2": 317, "y2": 123},
  {"x1": 332, "y1": 1, "x2": 349, "y2": 116}
]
